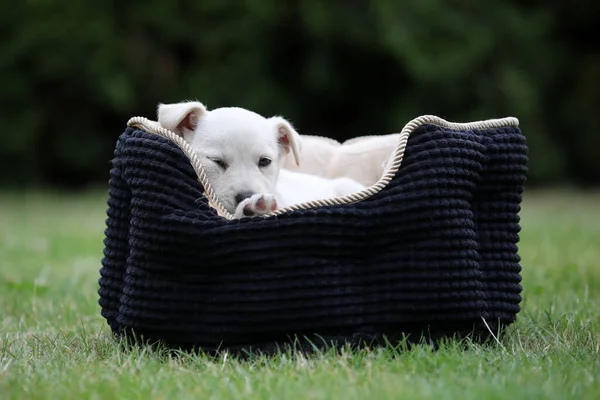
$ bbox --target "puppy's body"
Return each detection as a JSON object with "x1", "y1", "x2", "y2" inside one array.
[
  {"x1": 276, "y1": 170, "x2": 364, "y2": 207},
  {"x1": 157, "y1": 101, "x2": 365, "y2": 218},
  {"x1": 283, "y1": 134, "x2": 400, "y2": 187}
]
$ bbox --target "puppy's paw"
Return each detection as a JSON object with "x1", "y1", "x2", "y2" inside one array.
[{"x1": 234, "y1": 193, "x2": 278, "y2": 218}]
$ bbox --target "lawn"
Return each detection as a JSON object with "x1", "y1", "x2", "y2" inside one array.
[{"x1": 1, "y1": 188, "x2": 599, "y2": 399}]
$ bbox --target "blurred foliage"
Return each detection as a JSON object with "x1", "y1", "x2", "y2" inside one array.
[{"x1": 0, "y1": 0, "x2": 598, "y2": 187}]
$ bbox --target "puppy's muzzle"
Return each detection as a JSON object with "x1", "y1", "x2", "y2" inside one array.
[{"x1": 235, "y1": 191, "x2": 255, "y2": 205}]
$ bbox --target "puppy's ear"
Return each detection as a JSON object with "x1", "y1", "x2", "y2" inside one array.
[
  {"x1": 157, "y1": 101, "x2": 207, "y2": 137},
  {"x1": 271, "y1": 116, "x2": 301, "y2": 166}
]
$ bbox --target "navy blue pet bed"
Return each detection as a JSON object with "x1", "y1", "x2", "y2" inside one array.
[{"x1": 98, "y1": 115, "x2": 528, "y2": 352}]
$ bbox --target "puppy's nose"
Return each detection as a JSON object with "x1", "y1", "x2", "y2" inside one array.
[{"x1": 235, "y1": 191, "x2": 255, "y2": 205}]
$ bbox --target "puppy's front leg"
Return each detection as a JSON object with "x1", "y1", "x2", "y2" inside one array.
[{"x1": 234, "y1": 193, "x2": 278, "y2": 218}]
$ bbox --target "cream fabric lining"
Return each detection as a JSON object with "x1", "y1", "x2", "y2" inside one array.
[
  {"x1": 127, "y1": 115, "x2": 519, "y2": 219},
  {"x1": 281, "y1": 133, "x2": 401, "y2": 187}
]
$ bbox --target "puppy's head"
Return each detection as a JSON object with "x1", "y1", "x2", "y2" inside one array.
[{"x1": 157, "y1": 101, "x2": 301, "y2": 214}]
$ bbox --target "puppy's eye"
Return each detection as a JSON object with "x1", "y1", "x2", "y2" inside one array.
[
  {"x1": 209, "y1": 158, "x2": 228, "y2": 170},
  {"x1": 258, "y1": 157, "x2": 272, "y2": 168}
]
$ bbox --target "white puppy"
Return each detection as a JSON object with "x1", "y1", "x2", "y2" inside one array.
[{"x1": 157, "y1": 101, "x2": 365, "y2": 218}]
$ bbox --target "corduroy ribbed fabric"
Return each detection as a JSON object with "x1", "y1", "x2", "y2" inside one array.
[{"x1": 98, "y1": 121, "x2": 528, "y2": 352}]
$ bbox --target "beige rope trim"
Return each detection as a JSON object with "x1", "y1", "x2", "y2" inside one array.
[{"x1": 127, "y1": 114, "x2": 519, "y2": 220}]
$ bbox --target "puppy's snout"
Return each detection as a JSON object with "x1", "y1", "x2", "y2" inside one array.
[{"x1": 235, "y1": 191, "x2": 255, "y2": 205}]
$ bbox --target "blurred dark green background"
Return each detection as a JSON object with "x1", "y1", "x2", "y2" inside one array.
[{"x1": 1, "y1": 0, "x2": 598, "y2": 188}]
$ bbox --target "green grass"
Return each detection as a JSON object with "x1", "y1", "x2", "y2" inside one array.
[{"x1": 1, "y1": 188, "x2": 599, "y2": 399}]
